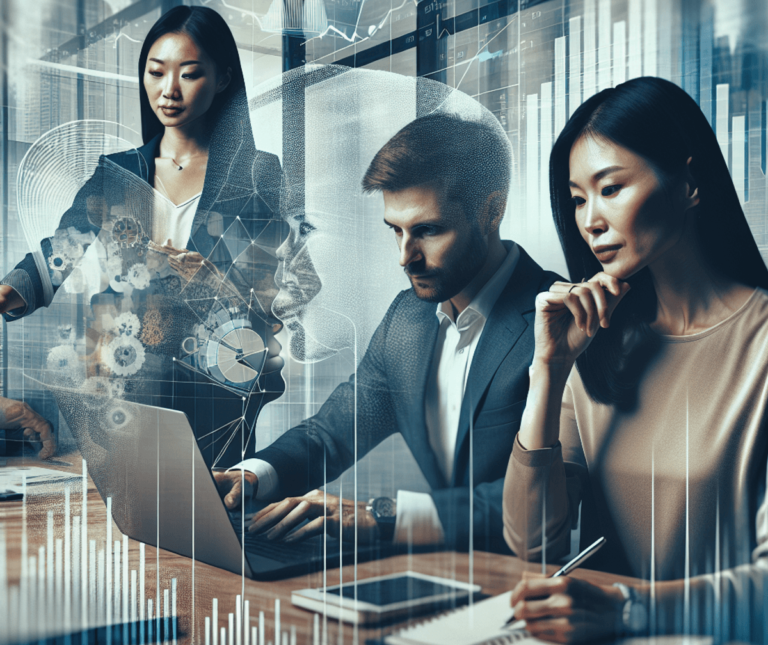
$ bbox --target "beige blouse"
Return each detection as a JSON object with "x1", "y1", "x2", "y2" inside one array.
[{"x1": 503, "y1": 288, "x2": 768, "y2": 582}]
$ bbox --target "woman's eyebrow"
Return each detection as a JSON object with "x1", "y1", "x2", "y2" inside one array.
[{"x1": 569, "y1": 165, "x2": 625, "y2": 189}]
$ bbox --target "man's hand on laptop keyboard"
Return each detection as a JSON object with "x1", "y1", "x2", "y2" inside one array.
[
  {"x1": 213, "y1": 470, "x2": 258, "y2": 509},
  {"x1": 245, "y1": 491, "x2": 379, "y2": 544}
]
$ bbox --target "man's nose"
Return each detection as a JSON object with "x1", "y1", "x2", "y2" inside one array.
[
  {"x1": 275, "y1": 236, "x2": 289, "y2": 261},
  {"x1": 398, "y1": 233, "x2": 422, "y2": 267}
]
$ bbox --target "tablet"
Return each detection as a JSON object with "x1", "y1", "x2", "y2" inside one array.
[{"x1": 291, "y1": 571, "x2": 482, "y2": 625}]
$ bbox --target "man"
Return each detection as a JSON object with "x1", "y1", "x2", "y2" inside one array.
[{"x1": 215, "y1": 112, "x2": 560, "y2": 553}]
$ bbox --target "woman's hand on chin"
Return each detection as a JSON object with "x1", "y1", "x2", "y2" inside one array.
[
  {"x1": 533, "y1": 273, "x2": 631, "y2": 369},
  {"x1": 510, "y1": 575, "x2": 626, "y2": 644}
]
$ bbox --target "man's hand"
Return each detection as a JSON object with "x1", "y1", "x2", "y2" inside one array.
[
  {"x1": 0, "y1": 399, "x2": 56, "y2": 459},
  {"x1": 213, "y1": 470, "x2": 258, "y2": 510},
  {"x1": 247, "y1": 491, "x2": 381, "y2": 544},
  {"x1": 0, "y1": 285, "x2": 24, "y2": 315}
]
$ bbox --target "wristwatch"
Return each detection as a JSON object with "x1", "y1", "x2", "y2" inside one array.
[
  {"x1": 366, "y1": 497, "x2": 397, "y2": 541},
  {"x1": 612, "y1": 582, "x2": 648, "y2": 635}
]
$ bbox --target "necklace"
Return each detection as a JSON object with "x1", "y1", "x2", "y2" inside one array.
[{"x1": 166, "y1": 152, "x2": 206, "y2": 172}]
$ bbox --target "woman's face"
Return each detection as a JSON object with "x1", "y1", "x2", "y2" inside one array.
[
  {"x1": 143, "y1": 32, "x2": 230, "y2": 131},
  {"x1": 568, "y1": 135, "x2": 692, "y2": 280}
]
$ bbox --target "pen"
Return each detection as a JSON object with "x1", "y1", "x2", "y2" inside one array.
[{"x1": 502, "y1": 536, "x2": 607, "y2": 628}]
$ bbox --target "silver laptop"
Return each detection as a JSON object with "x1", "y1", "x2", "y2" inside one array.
[{"x1": 50, "y1": 390, "x2": 394, "y2": 580}]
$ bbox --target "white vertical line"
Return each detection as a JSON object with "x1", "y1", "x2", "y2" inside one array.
[
  {"x1": 627, "y1": 0, "x2": 642, "y2": 78},
  {"x1": 139, "y1": 543, "x2": 145, "y2": 624},
  {"x1": 122, "y1": 535, "x2": 128, "y2": 631},
  {"x1": 236, "y1": 595, "x2": 242, "y2": 645},
  {"x1": 732, "y1": 116, "x2": 746, "y2": 203},
  {"x1": 568, "y1": 17, "x2": 582, "y2": 117},
  {"x1": 82, "y1": 460, "x2": 88, "y2": 632},
  {"x1": 73, "y1": 518, "x2": 80, "y2": 627},
  {"x1": 221, "y1": 627, "x2": 226, "y2": 645},
  {"x1": 113, "y1": 540, "x2": 121, "y2": 624},
  {"x1": 259, "y1": 610, "x2": 265, "y2": 645},
  {"x1": 38, "y1": 546, "x2": 46, "y2": 634},
  {"x1": 290, "y1": 626, "x2": 296, "y2": 645},
  {"x1": 89, "y1": 541, "x2": 96, "y2": 625},
  {"x1": 229, "y1": 613, "x2": 235, "y2": 645},
  {"x1": 613, "y1": 21, "x2": 626, "y2": 86},
  {"x1": 526, "y1": 94, "x2": 539, "y2": 236},
  {"x1": 55, "y1": 539, "x2": 63, "y2": 628},
  {"x1": 643, "y1": 0, "x2": 657, "y2": 77},
  {"x1": 541, "y1": 82, "x2": 553, "y2": 226},
  {"x1": 206, "y1": 616, "x2": 211, "y2": 645},
  {"x1": 164, "y1": 588, "x2": 170, "y2": 641},
  {"x1": 716, "y1": 84, "x2": 730, "y2": 168},
  {"x1": 598, "y1": 0, "x2": 611, "y2": 91},
  {"x1": 172, "y1": 577, "x2": 177, "y2": 643},
  {"x1": 252, "y1": 627, "x2": 257, "y2": 645},
  {"x1": 313, "y1": 614, "x2": 319, "y2": 645},
  {"x1": 275, "y1": 598, "x2": 281, "y2": 645},
  {"x1": 97, "y1": 548, "x2": 105, "y2": 625},
  {"x1": 65, "y1": 488, "x2": 71, "y2": 632},
  {"x1": 106, "y1": 497, "x2": 111, "y2": 631},
  {"x1": 213, "y1": 598, "x2": 219, "y2": 645},
  {"x1": 244, "y1": 600, "x2": 250, "y2": 645},
  {"x1": 131, "y1": 570, "x2": 137, "y2": 624},
  {"x1": 47, "y1": 510, "x2": 54, "y2": 620},
  {"x1": 28, "y1": 555, "x2": 37, "y2": 640},
  {"x1": 554, "y1": 38, "x2": 566, "y2": 137},
  {"x1": 149, "y1": 599, "x2": 154, "y2": 643},
  {"x1": 19, "y1": 477, "x2": 27, "y2": 639},
  {"x1": 583, "y1": 0, "x2": 597, "y2": 100}
]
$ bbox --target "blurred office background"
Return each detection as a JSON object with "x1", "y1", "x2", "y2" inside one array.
[{"x1": 0, "y1": 0, "x2": 766, "y2": 499}]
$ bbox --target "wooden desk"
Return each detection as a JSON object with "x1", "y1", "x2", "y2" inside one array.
[{"x1": 0, "y1": 455, "x2": 635, "y2": 645}]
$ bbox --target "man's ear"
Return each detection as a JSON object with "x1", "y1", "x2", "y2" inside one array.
[
  {"x1": 216, "y1": 66, "x2": 232, "y2": 94},
  {"x1": 481, "y1": 190, "x2": 507, "y2": 233},
  {"x1": 683, "y1": 156, "x2": 700, "y2": 211}
]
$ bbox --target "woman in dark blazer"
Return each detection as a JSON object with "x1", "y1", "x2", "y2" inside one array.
[{"x1": 0, "y1": 6, "x2": 285, "y2": 467}]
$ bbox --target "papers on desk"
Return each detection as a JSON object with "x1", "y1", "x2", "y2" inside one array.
[
  {"x1": 385, "y1": 591, "x2": 545, "y2": 645},
  {"x1": 0, "y1": 466, "x2": 79, "y2": 495}
]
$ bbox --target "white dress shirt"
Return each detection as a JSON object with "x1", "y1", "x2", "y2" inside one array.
[
  {"x1": 152, "y1": 193, "x2": 201, "y2": 248},
  {"x1": 236, "y1": 241, "x2": 520, "y2": 546}
]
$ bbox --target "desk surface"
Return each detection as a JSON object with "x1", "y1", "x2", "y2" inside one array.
[{"x1": 0, "y1": 455, "x2": 635, "y2": 645}]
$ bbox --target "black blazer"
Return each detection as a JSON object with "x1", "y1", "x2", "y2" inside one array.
[{"x1": 257, "y1": 246, "x2": 560, "y2": 553}]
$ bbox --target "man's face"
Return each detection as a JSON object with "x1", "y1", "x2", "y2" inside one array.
[{"x1": 383, "y1": 185, "x2": 488, "y2": 303}]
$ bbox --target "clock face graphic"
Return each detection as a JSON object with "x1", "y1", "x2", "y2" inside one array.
[{"x1": 204, "y1": 318, "x2": 267, "y2": 389}]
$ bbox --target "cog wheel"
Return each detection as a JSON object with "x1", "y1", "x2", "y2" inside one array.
[
  {"x1": 111, "y1": 217, "x2": 143, "y2": 247},
  {"x1": 103, "y1": 335, "x2": 146, "y2": 377},
  {"x1": 113, "y1": 312, "x2": 141, "y2": 338}
]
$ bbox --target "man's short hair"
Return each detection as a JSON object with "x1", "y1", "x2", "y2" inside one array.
[{"x1": 361, "y1": 112, "x2": 511, "y2": 228}]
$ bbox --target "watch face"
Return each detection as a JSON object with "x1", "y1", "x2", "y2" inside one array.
[{"x1": 372, "y1": 497, "x2": 396, "y2": 519}]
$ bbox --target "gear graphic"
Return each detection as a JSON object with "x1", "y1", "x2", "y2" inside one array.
[
  {"x1": 113, "y1": 312, "x2": 141, "y2": 338},
  {"x1": 103, "y1": 335, "x2": 146, "y2": 377},
  {"x1": 48, "y1": 253, "x2": 69, "y2": 272},
  {"x1": 111, "y1": 217, "x2": 143, "y2": 247},
  {"x1": 47, "y1": 345, "x2": 85, "y2": 382}
]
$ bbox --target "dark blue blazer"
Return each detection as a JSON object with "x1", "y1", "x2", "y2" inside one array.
[
  {"x1": 6, "y1": 131, "x2": 282, "y2": 317},
  {"x1": 257, "y1": 247, "x2": 560, "y2": 553}
]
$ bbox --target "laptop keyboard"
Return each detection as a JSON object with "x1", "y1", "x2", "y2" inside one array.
[{"x1": 229, "y1": 514, "x2": 352, "y2": 563}]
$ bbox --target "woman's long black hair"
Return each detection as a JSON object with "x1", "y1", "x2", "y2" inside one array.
[
  {"x1": 550, "y1": 76, "x2": 768, "y2": 405},
  {"x1": 138, "y1": 5, "x2": 247, "y2": 144}
]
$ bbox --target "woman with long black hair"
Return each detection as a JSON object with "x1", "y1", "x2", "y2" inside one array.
[
  {"x1": 0, "y1": 6, "x2": 285, "y2": 467},
  {"x1": 503, "y1": 76, "x2": 768, "y2": 642}
]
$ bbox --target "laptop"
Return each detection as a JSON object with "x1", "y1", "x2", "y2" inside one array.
[{"x1": 50, "y1": 391, "x2": 398, "y2": 580}]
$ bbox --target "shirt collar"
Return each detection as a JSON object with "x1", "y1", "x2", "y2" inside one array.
[{"x1": 436, "y1": 240, "x2": 520, "y2": 329}]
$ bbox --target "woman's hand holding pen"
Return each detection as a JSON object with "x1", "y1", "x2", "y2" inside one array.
[
  {"x1": 510, "y1": 575, "x2": 626, "y2": 644},
  {"x1": 534, "y1": 273, "x2": 631, "y2": 369}
]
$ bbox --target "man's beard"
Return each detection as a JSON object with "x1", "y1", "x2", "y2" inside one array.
[{"x1": 405, "y1": 234, "x2": 487, "y2": 303}]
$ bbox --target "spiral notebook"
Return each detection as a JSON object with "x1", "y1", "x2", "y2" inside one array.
[{"x1": 384, "y1": 591, "x2": 546, "y2": 645}]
